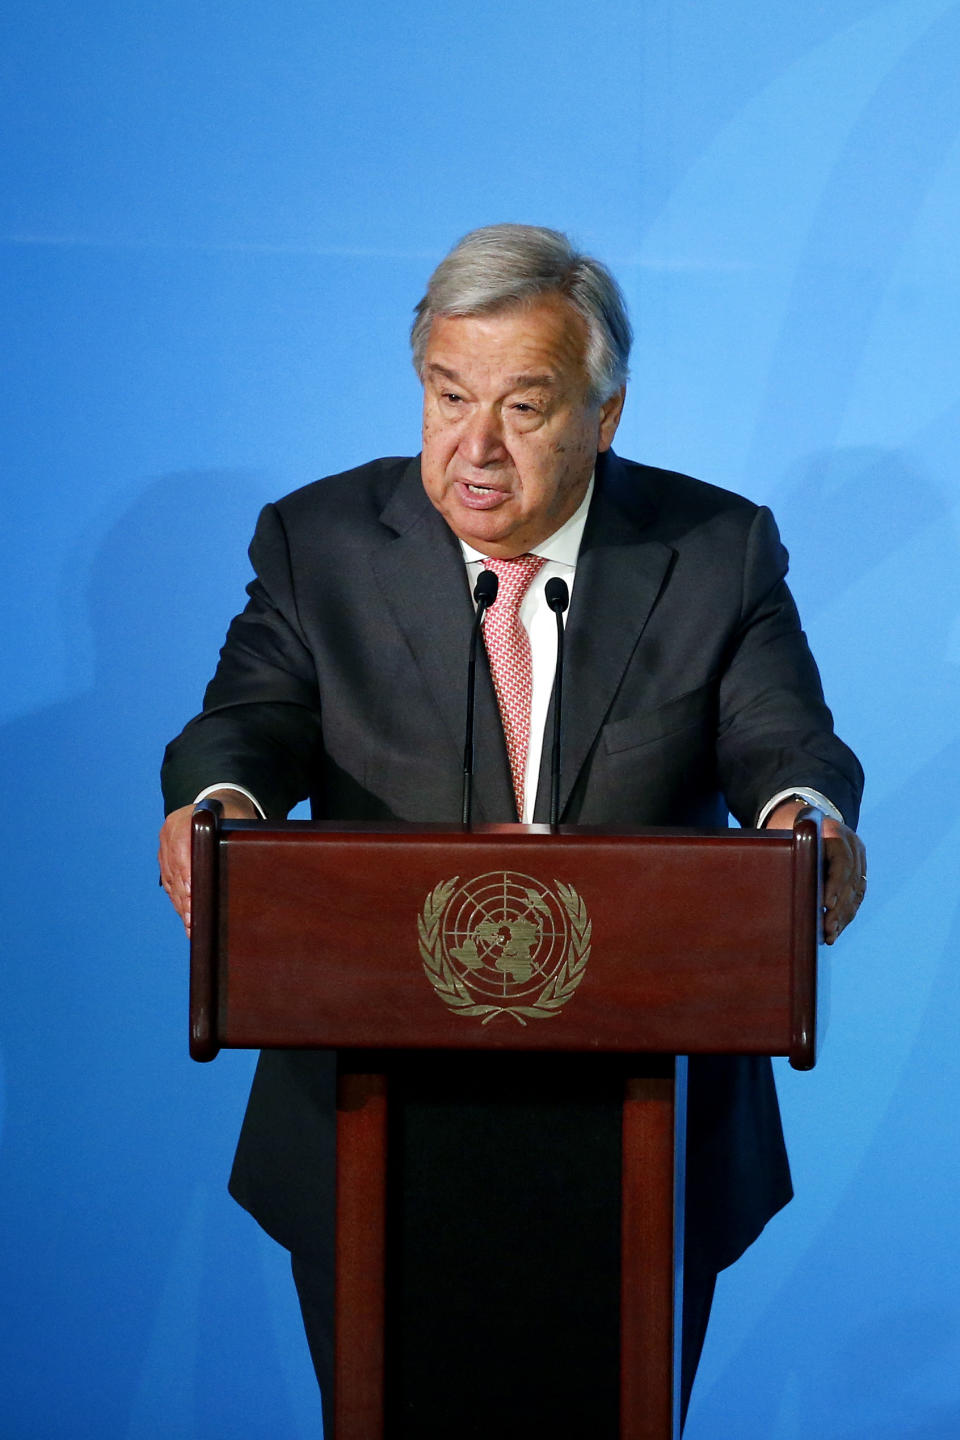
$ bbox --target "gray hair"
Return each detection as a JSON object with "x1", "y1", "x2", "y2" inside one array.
[{"x1": 411, "y1": 224, "x2": 632, "y2": 403}]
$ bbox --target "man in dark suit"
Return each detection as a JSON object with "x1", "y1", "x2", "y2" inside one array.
[{"x1": 160, "y1": 224, "x2": 865, "y2": 1434}]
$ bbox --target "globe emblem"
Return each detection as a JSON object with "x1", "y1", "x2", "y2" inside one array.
[{"x1": 440, "y1": 871, "x2": 570, "y2": 1003}]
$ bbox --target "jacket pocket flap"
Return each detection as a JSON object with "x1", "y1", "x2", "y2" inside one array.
[{"x1": 601, "y1": 681, "x2": 716, "y2": 755}]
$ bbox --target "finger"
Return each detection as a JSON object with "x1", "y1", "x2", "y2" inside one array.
[
  {"x1": 843, "y1": 839, "x2": 868, "y2": 910},
  {"x1": 822, "y1": 844, "x2": 848, "y2": 931},
  {"x1": 821, "y1": 830, "x2": 867, "y2": 941},
  {"x1": 822, "y1": 901, "x2": 845, "y2": 943},
  {"x1": 158, "y1": 808, "x2": 194, "y2": 926},
  {"x1": 823, "y1": 830, "x2": 857, "y2": 890},
  {"x1": 159, "y1": 850, "x2": 191, "y2": 914}
]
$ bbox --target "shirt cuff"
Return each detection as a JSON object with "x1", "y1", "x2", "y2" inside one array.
[
  {"x1": 193, "y1": 783, "x2": 266, "y2": 819},
  {"x1": 756, "y1": 787, "x2": 843, "y2": 828}
]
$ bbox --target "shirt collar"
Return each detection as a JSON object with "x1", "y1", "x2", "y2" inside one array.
[{"x1": 458, "y1": 472, "x2": 594, "y2": 568}]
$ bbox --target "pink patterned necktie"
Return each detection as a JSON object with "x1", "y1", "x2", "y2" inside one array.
[{"x1": 481, "y1": 554, "x2": 546, "y2": 819}]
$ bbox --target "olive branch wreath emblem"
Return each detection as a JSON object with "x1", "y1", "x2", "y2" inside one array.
[{"x1": 418, "y1": 875, "x2": 592, "y2": 1026}]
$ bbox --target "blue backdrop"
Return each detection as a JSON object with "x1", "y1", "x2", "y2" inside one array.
[{"x1": 3, "y1": 1, "x2": 959, "y2": 1435}]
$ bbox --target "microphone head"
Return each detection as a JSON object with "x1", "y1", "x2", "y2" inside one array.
[
  {"x1": 474, "y1": 569, "x2": 499, "y2": 607},
  {"x1": 545, "y1": 577, "x2": 569, "y2": 614}
]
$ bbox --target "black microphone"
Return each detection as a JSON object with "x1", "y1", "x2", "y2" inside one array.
[
  {"x1": 545, "y1": 577, "x2": 569, "y2": 827},
  {"x1": 461, "y1": 569, "x2": 499, "y2": 825}
]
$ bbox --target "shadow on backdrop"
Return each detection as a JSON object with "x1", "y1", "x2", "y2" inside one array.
[
  {"x1": 0, "y1": 471, "x2": 320, "y2": 1438},
  {"x1": 688, "y1": 437, "x2": 960, "y2": 1437}
]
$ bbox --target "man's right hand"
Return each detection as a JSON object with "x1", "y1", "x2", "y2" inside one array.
[{"x1": 158, "y1": 789, "x2": 261, "y2": 937}]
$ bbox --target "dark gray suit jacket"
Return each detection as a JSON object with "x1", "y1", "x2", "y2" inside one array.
[{"x1": 162, "y1": 449, "x2": 863, "y2": 1275}]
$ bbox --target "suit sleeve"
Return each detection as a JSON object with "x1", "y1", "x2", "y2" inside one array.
[
  {"x1": 161, "y1": 502, "x2": 324, "y2": 819},
  {"x1": 715, "y1": 505, "x2": 864, "y2": 828}
]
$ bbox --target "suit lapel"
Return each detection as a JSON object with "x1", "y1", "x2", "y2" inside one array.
[
  {"x1": 533, "y1": 454, "x2": 674, "y2": 821},
  {"x1": 370, "y1": 459, "x2": 515, "y2": 822}
]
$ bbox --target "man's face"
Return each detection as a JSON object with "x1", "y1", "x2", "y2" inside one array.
[{"x1": 420, "y1": 294, "x2": 624, "y2": 557}]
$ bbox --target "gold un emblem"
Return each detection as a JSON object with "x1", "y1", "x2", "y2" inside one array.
[{"x1": 419, "y1": 871, "x2": 592, "y2": 1025}]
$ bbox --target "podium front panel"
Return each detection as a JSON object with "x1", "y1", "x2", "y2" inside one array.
[{"x1": 200, "y1": 823, "x2": 808, "y2": 1057}]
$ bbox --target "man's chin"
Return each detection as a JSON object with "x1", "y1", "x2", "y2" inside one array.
[{"x1": 441, "y1": 503, "x2": 522, "y2": 554}]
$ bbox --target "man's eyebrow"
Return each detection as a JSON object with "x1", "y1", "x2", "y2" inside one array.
[
  {"x1": 425, "y1": 363, "x2": 557, "y2": 391},
  {"x1": 508, "y1": 373, "x2": 556, "y2": 390},
  {"x1": 426, "y1": 363, "x2": 462, "y2": 383}
]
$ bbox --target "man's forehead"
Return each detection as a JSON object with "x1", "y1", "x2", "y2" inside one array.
[{"x1": 423, "y1": 297, "x2": 590, "y2": 383}]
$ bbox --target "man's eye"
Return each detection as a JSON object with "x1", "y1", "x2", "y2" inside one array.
[
  {"x1": 442, "y1": 392, "x2": 463, "y2": 404},
  {"x1": 512, "y1": 402, "x2": 537, "y2": 414}
]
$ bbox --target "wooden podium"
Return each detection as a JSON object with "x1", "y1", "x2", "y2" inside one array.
[{"x1": 189, "y1": 806, "x2": 823, "y2": 1440}]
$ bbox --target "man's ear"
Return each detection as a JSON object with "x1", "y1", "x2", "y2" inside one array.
[{"x1": 597, "y1": 386, "x2": 626, "y2": 452}]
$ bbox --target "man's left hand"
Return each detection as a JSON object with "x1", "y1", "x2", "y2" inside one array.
[{"x1": 764, "y1": 801, "x2": 867, "y2": 945}]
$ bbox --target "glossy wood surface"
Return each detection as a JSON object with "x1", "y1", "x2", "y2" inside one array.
[
  {"x1": 188, "y1": 803, "x2": 218, "y2": 1062},
  {"x1": 191, "y1": 818, "x2": 820, "y2": 1067},
  {"x1": 620, "y1": 1060, "x2": 682, "y2": 1440},
  {"x1": 790, "y1": 807, "x2": 823, "y2": 1070},
  {"x1": 334, "y1": 1068, "x2": 388, "y2": 1440}
]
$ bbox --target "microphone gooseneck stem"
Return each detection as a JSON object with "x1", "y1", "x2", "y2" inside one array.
[
  {"x1": 462, "y1": 569, "x2": 499, "y2": 827},
  {"x1": 545, "y1": 577, "x2": 569, "y2": 828},
  {"x1": 549, "y1": 606, "x2": 564, "y2": 826},
  {"x1": 461, "y1": 609, "x2": 483, "y2": 825}
]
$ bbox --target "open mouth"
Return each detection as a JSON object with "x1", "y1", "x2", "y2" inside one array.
[
  {"x1": 451, "y1": 478, "x2": 509, "y2": 512},
  {"x1": 455, "y1": 479, "x2": 509, "y2": 508}
]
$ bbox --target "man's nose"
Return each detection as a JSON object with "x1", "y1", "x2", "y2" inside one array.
[{"x1": 459, "y1": 407, "x2": 506, "y2": 466}]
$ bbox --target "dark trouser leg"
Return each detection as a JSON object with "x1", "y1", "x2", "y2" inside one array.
[
  {"x1": 291, "y1": 1250, "x2": 334, "y2": 1437},
  {"x1": 680, "y1": 1262, "x2": 717, "y2": 1431}
]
